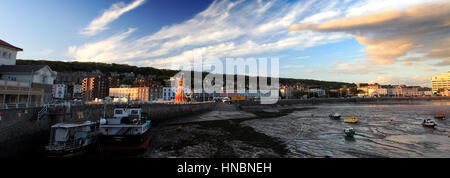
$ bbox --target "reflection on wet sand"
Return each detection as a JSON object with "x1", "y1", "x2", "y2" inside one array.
[
  {"x1": 242, "y1": 101, "x2": 449, "y2": 158},
  {"x1": 147, "y1": 100, "x2": 449, "y2": 158}
]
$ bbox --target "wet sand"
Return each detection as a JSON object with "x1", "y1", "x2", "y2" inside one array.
[{"x1": 146, "y1": 101, "x2": 450, "y2": 158}]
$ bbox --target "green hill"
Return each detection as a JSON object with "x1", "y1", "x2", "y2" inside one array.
[{"x1": 17, "y1": 59, "x2": 353, "y2": 89}]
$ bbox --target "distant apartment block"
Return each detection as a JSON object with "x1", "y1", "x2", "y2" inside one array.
[
  {"x1": 431, "y1": 71, "x2": 450, "y2": 94},
  {"x1": 81, "y1": 76, "x2": 119, "y2": 101},
  {"x1": 109, "y1": 87, "x2": 162, "y2": 101}
]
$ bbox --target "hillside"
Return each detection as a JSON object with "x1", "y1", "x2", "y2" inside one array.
[{"x1": 17, "y1": 59, "x2": 353, "y2": 89}]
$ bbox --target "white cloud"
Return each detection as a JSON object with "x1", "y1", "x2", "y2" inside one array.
[
  {"x1": 344, "y1": 0, "x2": 445, "y2": 17},
  {"x1": 367, "y1": 75, "x2": 432, "y2": 87},
  {"x1": 70, "y1": 28, "x2": 138, "y2": 62},
  {"x1": 303, "y1": 69, "x2": 321, "y2": 73},
  {"x1": 327, "y1": 59, "x2": 387, "y2": 74},
  {"x1": 80, "y1": 0, "x2": 145, "y2": 36},
  {"x1": 39, "y1": 49, "x2": 53, "y2": 56},
  {"x1": 69, "y1": 0, "x2": 351, "y2": 68},
  {"x1": 281, "y1": 64, "x2": 305, "y2": 69},
  {"x1": 301, "y1": 10, "x2": 341, "y2": 24},
  {"x1": 290, "y1": 1, "x2": 450, "y2": 66}
]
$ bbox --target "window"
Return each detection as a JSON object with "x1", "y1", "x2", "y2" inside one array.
[
  {"x1": 2, "y1": 52, "x2": 6, "y2": 57},
  {"x1": 8, "y1": 53, "x2": 11, "y2": 59},
  {"x1": 115, "y1": 110, "x2": 123, "y2": 115}
]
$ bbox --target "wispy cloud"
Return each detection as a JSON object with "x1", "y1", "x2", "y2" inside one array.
[
  {"x1": 80, "y1": 0, "x2": 145, "y2": 36},
  {"x1": 39, "y1": 49, "x2": 54, "y2": 56},
  {"x1": 367, "y1": 75, "x2": 432, "y2": 87},
  {"x1": 290, "y1": 1, "x2": 450, "y2": 66},
  {"x1": 69, "y1": 0, "x2": 350, "y2": 68},
  {"x1": 326, "y1": 60, "x2": 387, "y2": 74},
  {"x1": 421, "y1": 68, "x2": 435, "y2": 72}
]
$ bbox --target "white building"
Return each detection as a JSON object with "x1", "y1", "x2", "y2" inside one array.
[
  {"x1": 162, "y1": 87, "x2": 176, "y2": 100},
  {"x1": 368, "y1": 88, "x2": 388, "y2": 97},
  {"x1": 0, "y1": 65, "x2": 57, "y2": 85},
  {"x1": 52, "y1": 84, "x2": 67, "y2": 99},
  {"x1": 309, "y1": 88, "x2": 326, "y2": 97},
  {"x1": 0, "y1": 39, "x2": 22, "y2": 66},
  {"x1": 431, "y1": 71, "x2": 450, "y2": 94},
  {"x1": 73, "y1": 84, "x2": 82, "y2": 95},
  {"x1": 0, "y1": 39, "x2": 57, "y2": 105}
]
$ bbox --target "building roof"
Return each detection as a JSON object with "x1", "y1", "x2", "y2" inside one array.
[
  {"x1": 0, "y1": 65, "x2": 47, "y2": 74},
  {"x1": 51, "y1": 120, "x2": 95, "y2": 128},
  {"x1": 0, "y1": 39, "x2": 23, "y2": 51}
]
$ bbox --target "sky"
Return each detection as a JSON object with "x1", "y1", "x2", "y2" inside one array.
[{"x1": 1, "y1": 0, "x2": 449, "y2": 87}]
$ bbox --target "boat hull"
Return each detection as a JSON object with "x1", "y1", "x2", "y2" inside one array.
[
  {"x1": 345, "y1": 132, "x2": 355, "y2": 137},
  {"x1": 422, "y1": 123, "x2": 436, "y2": 128},
  {"x1": 46, "y1": 144, "x2": 94, "y2": 158},
  {"x1": 99, "y1": 129, "x2": 151, "y2": 151}
]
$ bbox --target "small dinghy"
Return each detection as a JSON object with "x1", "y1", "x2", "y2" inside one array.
[
  {"x1": 329, "y1": 113, "x2": 341, "y2": 119},
  {"x1": 434, "y1": 113, "x2": 445, "y2": 119},
  {"x1": 422, "y1": 119, "x2": 437, "y2": 128},
  {"x1": 344, "y1": 117, "x2": 360, "y2": 123},
  {"x1": 344, "y1": 127, "x2": 355, "y2": 137}
]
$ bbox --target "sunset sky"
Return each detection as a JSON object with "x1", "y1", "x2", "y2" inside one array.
[{"x1": 1, "y1": 0, "x2": 449, "y2": 87}]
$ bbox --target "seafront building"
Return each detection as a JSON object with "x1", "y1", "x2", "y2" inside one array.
[
  {"x1": 0, "y1": 39, "x2": 56, "y2": 107},
  {"x1": 431, "y1": 71, "x2": 450, "y2": 94},
  {"x1": 0, "y1": 39, "x2": 22, "y2": 66},
  {"x1": 357, "y1": 83, "x2": 429, "y2": 97},
  {"x1": 72, "y1": 84, "x2": 83, "y2": 99},
  {"x1": 52, "y1": 84, "x2": 67, "y2": 99},
  {"x1": 162, "y1": 87, "x2": 176, "y2": 100},
  {"x1": 81, "y1": 76, "x2": 120, "y2": 101},
  {"x1": 109, "y1": 86, "x2": 162, "y2": 102}
]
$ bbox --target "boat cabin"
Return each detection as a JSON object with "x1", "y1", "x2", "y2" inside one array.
[
  {"x1": 99, "y1": 107, "x2": 150, "y2": 136},
  {"x1": 46, "y1": 120, "x2": 97, "y2": 151},
  {"x1": 114, "y1": 108, "x2": 141, "y2": 118}
]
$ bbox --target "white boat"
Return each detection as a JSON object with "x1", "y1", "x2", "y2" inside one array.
[
  {"x1": 45, "y1": 120, "x2": 97, "y2": 157},
  {"x1": 344, "y1": 127, "x2": 355, "y2": 137},
  {"x1": 422, "y1": 119, "x2": 437, "y2": 128},
  {"x1": 98, "y1": 107, "x2": 151, "y2": 152},
  {"x1": 329, "y1": 113, "x2": 341, "y2": 119}
]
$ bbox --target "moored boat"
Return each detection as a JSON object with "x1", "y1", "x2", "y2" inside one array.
[
  {"x1": 344, "y1": 117, "x2": 360, "y2": 123},
  {"x1": 422, "y1": 119, "x2": 437, "y2": 128},
  {"x1": 329, "y1": 113, "x2": 341, "y2": 119},
  {"x1": 45, "y1": 120, "x2": 98, "y2": 157},
  {"x1": 344, "y1": 127, "x2": 355, "y2": 137},
  {"x1": 98, "y1": 107, "x2": 151, "y2": 152},
  {"x1": 434, "y1": 113, "x2": 445, "y2": 119}
]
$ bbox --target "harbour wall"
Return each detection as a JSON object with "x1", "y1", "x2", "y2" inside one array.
[
  {"x1": 239, "y1": 96, "x2": 450, "y2": 108},
  {"x1": 0, "y1": 102, "x2": 216, "y2": 158}
]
